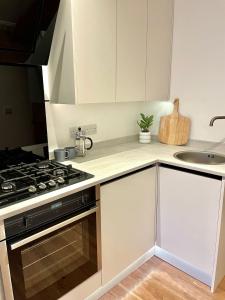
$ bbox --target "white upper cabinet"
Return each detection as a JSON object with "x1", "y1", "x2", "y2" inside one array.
[
  {"x1": 146, "y1": 0, "x2": 174, "y2": 101},
  {"x1": 47, "y1": 0, "x2": 174, "y2": 104},
  {"x1": 72, "y1": 0, "x2": 116, "y2": 103},
  {"x1": 116, "y1": 0, "x2": 148, "y2": 102}
]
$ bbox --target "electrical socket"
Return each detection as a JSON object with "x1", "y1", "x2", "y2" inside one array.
[{"x1": 70, "y1": 124, "x2": 97, "y2": 138}]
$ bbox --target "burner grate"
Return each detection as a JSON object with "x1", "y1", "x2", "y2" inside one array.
[
  {"x1": 0, "y1": 169, "x2": 23, "y2": 180},
  {"x1": 0, "y1": 160, "x2": 93, "y2": 208}
]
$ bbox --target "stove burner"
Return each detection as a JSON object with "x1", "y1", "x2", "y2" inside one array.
[
  {"x1": 1, "y1": 182, "x2": 16, "y2": 193},
  {"x1": 0, "y1": 161, "x2": 93, "y2": 208},
  {"x1": 53, "y1": 169, "x2": 65, "y2": 176},
  {"x1": 38, "y1": 163, "x2": 50, "y2": 170}
]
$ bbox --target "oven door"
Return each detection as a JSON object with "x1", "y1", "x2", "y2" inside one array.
[{"x1": 6, "y1": 206, "x2": 100, "y2": 300}]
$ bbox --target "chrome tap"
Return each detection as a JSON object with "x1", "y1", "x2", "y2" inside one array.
[
  {"x1": 209, "y1": 116, "x2": 225, "y2": 126},
  {"x1": 205, "y1": 116, "x2": 225, "y2": 152},
  {"x1": 75, "y1": 127, "x2": 93, "y2": 157}
]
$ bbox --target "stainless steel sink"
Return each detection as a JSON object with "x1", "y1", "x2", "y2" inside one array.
[{"x1": 174, "y1": 151, "x2": 225, "y2": 165}]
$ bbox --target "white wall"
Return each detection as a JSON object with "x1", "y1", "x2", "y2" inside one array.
[
  {"x1": 46, "y1": 101, "x2": 172, "y2": 151},
  {"x1": 170, "y1": 0, "x2": 225, "y2": 142}
]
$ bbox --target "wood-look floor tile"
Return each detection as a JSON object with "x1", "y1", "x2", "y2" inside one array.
[{"x1": 99, "y1": 256, "x2": 225, "y2": 300}]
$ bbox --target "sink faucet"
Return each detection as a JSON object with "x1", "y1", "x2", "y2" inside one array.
[
  {"x1": 209, "y1": 116, "x2": 225, "y2": 126},
  {"x1": 205, "y1": 116, "x2": 225, "y2": 152}
]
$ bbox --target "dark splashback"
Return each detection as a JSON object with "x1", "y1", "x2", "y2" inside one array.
[
  {"x1": 0, "y1": 64, "x2": 48, "y2": 170},
  {"x1": 0, "y1": 0, "x2": 60, "y2": 65}
]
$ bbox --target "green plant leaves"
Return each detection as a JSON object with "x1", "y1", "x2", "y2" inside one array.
[{"x1": 137, "y1": 113, "x2": 154, "y2": 131}]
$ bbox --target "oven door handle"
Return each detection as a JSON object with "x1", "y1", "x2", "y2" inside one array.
[{"x1": 10, "y1": 206, "x2": 98, "y2": 251}]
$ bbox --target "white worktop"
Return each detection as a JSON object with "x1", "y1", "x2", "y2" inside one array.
[{"x1": 1, "y1": 138, "x2": 225, "y2": 220}]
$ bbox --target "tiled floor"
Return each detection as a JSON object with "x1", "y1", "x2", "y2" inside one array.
[{"x1": 99, "y1": 256, "x2": 225, "y2": 300}]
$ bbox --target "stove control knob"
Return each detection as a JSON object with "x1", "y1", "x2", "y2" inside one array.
[
  {"x1": 28, "y1": 185, "x2": 37, "y2": 193},
  {"x1": 57, "y1": 177, "x2": 65, "y2": 184},
  {"x1": 48, "y1": 180, "x2": 56, "y2": 188},
  {"x1": 38, "y1": 183, "x2": 47, "y2": 190}
]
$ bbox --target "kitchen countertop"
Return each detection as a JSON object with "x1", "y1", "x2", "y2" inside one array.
[{"x1": 1, "y1": 137, "x2": 225, "y2": 220}]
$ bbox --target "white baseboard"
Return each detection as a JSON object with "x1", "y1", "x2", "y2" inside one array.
[
  {"x1": 155, "y1": 246, "x2": 212, "y2": 286},
  {"x1": 86, "y1": 247, "x2": 155, "y2": 300}
]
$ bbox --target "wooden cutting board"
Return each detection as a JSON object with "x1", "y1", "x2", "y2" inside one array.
[{"x1": 158, "y1": 98, "x2": 191, "y2": 145}]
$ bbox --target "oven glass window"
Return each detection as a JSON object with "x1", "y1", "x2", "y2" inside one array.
[{"x1": 8, "y1": 213, "x2": 98, "y2": 300}]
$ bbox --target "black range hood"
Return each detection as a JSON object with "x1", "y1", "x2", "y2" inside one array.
[
  {"x1": 0, "y1": 0, "x2": 60, "y2": 65},
  {"x1": 0, "y1": 0, "x2": 61, "y2": 169}
]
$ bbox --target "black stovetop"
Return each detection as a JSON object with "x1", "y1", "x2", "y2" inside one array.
[{"x1": 0, "y1": 161, "x2": 94, "y2": 208}]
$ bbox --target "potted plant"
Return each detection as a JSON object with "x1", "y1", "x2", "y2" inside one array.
[{"x1": 137, "y1": 113, "x2": 154, "y2": 144}]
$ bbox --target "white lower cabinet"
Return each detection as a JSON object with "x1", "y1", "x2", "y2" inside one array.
[
  {"x1": 0, "y1": 273, "x2": 5, "y2": 300},
  {"x1": 100, "y1": 167, "x2": 156, "y2": 285},
  {"x1": 157, "y1": 165, "x2": 222, "y2": 285}
]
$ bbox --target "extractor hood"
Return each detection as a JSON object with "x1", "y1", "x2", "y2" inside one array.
[{"x1": 0, "y1": 0, "x2": 60, "y2": 65}]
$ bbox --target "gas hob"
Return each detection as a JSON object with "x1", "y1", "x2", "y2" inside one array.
[{"x1": 0, "y1": 161, "x2": 93, "y2": 208}]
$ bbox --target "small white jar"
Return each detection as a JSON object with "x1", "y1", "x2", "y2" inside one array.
[{"x1": 139, "y1": 131, "x2": 151, "y2": 144}]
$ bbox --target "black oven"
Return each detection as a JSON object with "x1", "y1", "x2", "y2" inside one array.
[{"x1": 0, "y1": 186, "x2": 100, "y2": 300}]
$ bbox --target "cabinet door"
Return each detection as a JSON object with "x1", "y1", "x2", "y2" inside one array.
[
  {"x1": 101, "y1": 167, "x2": 156, "y2": 284},
  {"x1": 146, "y1": 0, "x2": 174, "y2": 101},
  {"x1": 0, "y1": 273, "x2": 5, "y2": 300},
  {"x1": 116, "y1": 0, "x2": 148, "y2": 102},
  {"x1": 72, "y1": 0, "x2": 116, "y2": 103},
  {"x1": 158, "y1": 166, "x2": 222, "y2": 277}
]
